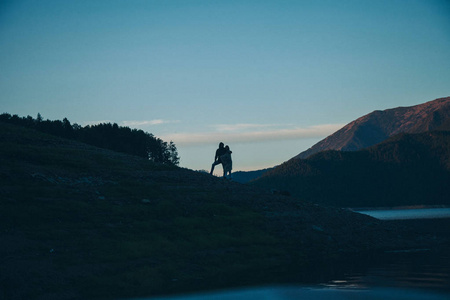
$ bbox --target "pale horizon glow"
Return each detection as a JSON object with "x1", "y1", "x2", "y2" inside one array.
[
  {"x1": 162, "y1": 123, "x2": 345, "y2": 146},
  {"x1": 122, "y1": 119, "x2": 180, "y2": 127}
]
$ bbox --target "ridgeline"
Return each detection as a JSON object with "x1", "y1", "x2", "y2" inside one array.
[{"x1": 295, "y1": 96, "x2": 450, "y2": 159}]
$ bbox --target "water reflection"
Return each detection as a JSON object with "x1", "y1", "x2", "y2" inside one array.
[
  {"x1": 140, "y1": 286, "x2": 449, "y2": 300},
  {"x1": 320, "y1": 249, "x2": 450, "y2": 292},
  {"x1": 354, "y1": 207, "x2": 450, "y2": 220}
]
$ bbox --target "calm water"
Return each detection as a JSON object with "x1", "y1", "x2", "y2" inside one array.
[
  {"x1": 322, "y1": 249, "x2": 450, "y2": 291},
  {"x1": 355, "y1": 207, "x2": 450, "y2": 220},
  {"x1": 141, "y1": 287, "x2": 449, "y2": 300},
  {"x1": 138, "y1": 209, "x2": 450, "y2": 300}
]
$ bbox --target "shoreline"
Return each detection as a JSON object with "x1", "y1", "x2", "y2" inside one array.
[{"x1": 350, "y1": 205, "x2": 450, "y2": 211}]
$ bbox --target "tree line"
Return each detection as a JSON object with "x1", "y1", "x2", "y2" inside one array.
[{"x1": 0, "y1": 113, "x2": 179, "y2": 165}]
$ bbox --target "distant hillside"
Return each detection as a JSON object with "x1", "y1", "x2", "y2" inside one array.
[
  {"x1": 295, "y1": 96, "x2": 450, "y2": 159},
  {"x1": 232, "y1": 167, "x2": 274, "y2": 183},
  {"x1": 253, "y1": 130, "x2": 450, "y2": 207}
]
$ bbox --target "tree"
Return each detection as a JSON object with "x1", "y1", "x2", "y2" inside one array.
[
  {"x1": 167, "y1": 141, "x2": 180, "y2": 165},
  {"x1": 62, "y1": 118, "x2": 74, "y2": 138}
]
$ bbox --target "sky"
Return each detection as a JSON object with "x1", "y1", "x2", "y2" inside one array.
[{"x1": 1, "y1": 0, "x2": 450, "y2": 174}]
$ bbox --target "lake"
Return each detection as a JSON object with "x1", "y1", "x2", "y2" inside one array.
[
  {"x1": 354, "y1": 207, "x2": 450, "y2": 220},
  {"x1": 139, "y1": 285, "x2": 449, "y2": 300}
]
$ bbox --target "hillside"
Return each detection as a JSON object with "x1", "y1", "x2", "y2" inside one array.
[
  {"x1": 1, "y1": 122, "x2": 445, "y2": 300},
  {"x1": 231, "y1": 167, "x2": 274, "y2": 183},
  {"x1": 253, "y1": 130, "x2": 450, "y2": 207},
  {"x1": 295, "y1": 96, "x2": 450, "y2": 159},
  {"x1": 0, "y1": 113, "x2": 179, "y2": 165}
]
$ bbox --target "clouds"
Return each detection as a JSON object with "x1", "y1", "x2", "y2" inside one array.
[
  {"x1": 122, "y1": 119, "x2": 180, "y2": 127},
  {"x1": 162, "y1": 123, "x2": 345, "y2": 146},
  {"x1": 83, "y1": 119, "x2": 179, "y2": 128}
]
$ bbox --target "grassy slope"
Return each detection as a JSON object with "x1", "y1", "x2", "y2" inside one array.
[{"x1": 1, "y1": 123, "x2": 446, "y2": 300}]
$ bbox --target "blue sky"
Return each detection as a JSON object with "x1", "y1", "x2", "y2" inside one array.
[{"x1": 1, "y1": 0, "x2": 450, "y2": 173}]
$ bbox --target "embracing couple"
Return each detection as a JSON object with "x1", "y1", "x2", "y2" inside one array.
[{"x1": 210, "y1": 142, "x2": 232, "y2": 179}]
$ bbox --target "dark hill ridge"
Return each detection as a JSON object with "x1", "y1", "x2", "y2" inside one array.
[
  {"x1": 253, "y1": 130, "x2": 450, "y2": 207},
  {"x1": 295, "y1": 96, "x2": 450, "y2": 159},
  {"x1": 1, "y1": 122, "x2": 446, "y2": 299},
  {"x1": 231, "y1": 167, "x2": 274, "y2": 184}
]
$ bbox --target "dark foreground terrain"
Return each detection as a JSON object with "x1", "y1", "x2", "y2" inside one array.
[{"x1": 1, "y1": 122, "x2": 448, "y2": 300}]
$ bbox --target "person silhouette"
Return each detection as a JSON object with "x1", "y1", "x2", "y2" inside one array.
[
  {"x1": 221, "y1": 145, "x2": 232, "y2": 179},
  {"x1": 210, "y1": 142, "x2": 227, "y2": 175}
]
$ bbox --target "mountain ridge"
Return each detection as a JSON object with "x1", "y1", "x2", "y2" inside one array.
[{"x1": 295, "y1": 96, "x2": 450, "y2": 159}]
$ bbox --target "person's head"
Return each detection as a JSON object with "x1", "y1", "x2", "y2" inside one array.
[
  {"x1": 225, "y1": 145, "x2": 230, "y2": 151},
  {"x1": 219, "y1": 142, "x2": 224, "y2": 148}
]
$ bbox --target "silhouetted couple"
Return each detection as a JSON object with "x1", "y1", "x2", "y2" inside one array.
[{"x1": 210, "y1": 142, "x2": 232, "y2": 179}]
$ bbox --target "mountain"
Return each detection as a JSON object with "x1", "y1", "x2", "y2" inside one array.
[
  {"x1": 231, "y1": 167, "x2": 274, "y2": 183},
  {"x1": 3, "y1": 121, "x2": 440, "y2": 299},
  {"x1": 252, "y1": 130, "x2": 450, "y2": 207},
  {"x1": 295, "y1": 96, "x2": 450, "y2": 159}
]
